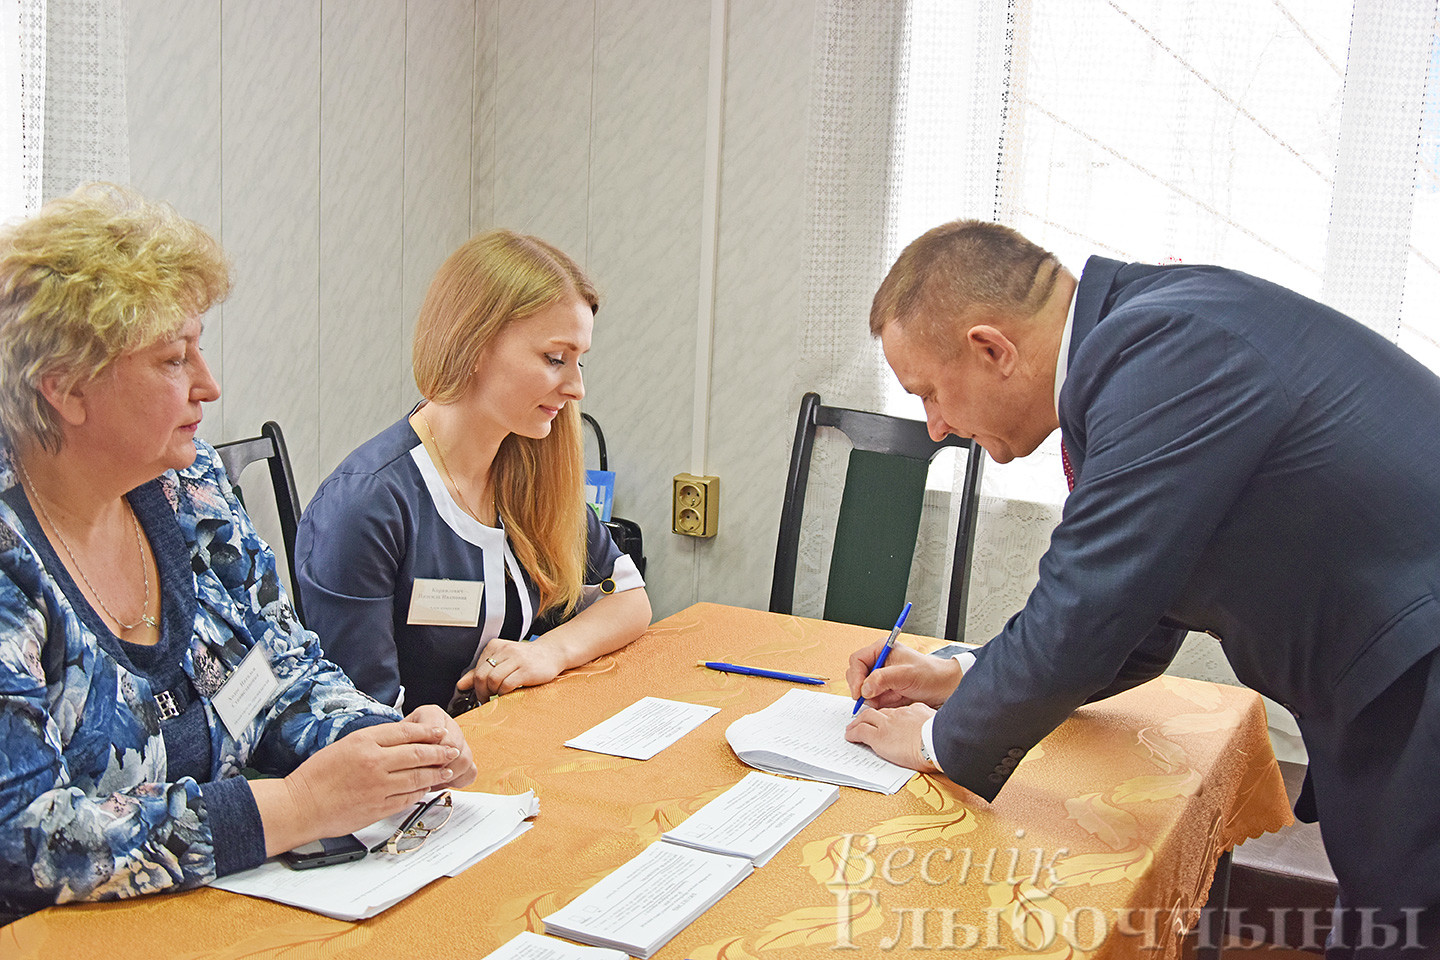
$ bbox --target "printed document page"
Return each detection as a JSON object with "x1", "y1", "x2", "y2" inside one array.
[
  {"x1": 542, "y1": 841, "x2": 753, "y2": 958},
  {"x1": 212, "y1": 791, "x2": 538, "y2": 920},
  {"x1": 565, "y1": 696, "x2": 720, "y2": 760},
  {"x1": 725, "y1": 689, "x2": 914, "y2": 794},
  {"x1": 662, "y1": 772, "x2": 839, "y2": 865}
]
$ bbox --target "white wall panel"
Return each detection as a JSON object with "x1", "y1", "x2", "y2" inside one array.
[
  {"x1": 701, "y1": 0, "x2": 816, "y2": 612},
  {"x1": 471, "y1": 0, "x2": 498, "y2": 230},
  {"x1": 401, "y1": 0, "x2": 477, "y2": 386},
  {"x1": 129, "y1": 0, "x2": 476, "y2": 502},
  {"x1": 319, "y1": 0, "x2": 406, "y2": 472},
  {"x1": 471, "y1": 0, "x2": 821, "y2": 618},
  {"x1": 491, "y1": 0, "x2": 593, "y2": 261},
  {"x1": 219, "y1": 0, "x2": 322, "y2": 494},
  {"x1": 586, "y1": 0, "x2": 709, "y2": 618},
  {"x1": 125, "y1": 0, "x2": 225, "y2": 440}
]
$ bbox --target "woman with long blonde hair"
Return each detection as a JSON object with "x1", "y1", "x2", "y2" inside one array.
[{"x1": 297, "y1": 230, "x2": 650, "y2": 712}]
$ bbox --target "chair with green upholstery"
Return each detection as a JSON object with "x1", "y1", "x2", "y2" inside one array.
[{"x1": 769, "y1": 392, "x2": 985, "y2": 641}]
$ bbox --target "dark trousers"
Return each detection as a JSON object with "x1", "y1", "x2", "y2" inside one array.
[
  {"x1": 1310, "y1": 650, "x2": 1440, "y2": 958},
  {"x1": 1324, "y1": 898, "x2": 1440, "y2": 959}
]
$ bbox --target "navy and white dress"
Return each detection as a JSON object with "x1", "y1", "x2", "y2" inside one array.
[{"x1": 296, "y1": 415, "x2": 645, "y2": 711}]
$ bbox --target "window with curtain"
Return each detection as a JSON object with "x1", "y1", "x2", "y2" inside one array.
[
  {"x1": 873, "y1": 0, "x2": 1437, "y2": 657},
  {"x1": 0, "y1": 0, "x2": 45, "y2": 224},
  {"x1": 1399, "y1": 36, "x2": 1440, "y2": 368},
  {"x1": 889, "y1": 0, "x2": 1438, "y2": 505},
  {"x1": 0, "y1": 0, "x2": 23, "y2": 221},
  {"x1": 0, "y1": 0, "x2": 129, "y2": 224}
]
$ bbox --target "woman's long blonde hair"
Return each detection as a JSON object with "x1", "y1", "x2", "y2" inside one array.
[{"x1": 412, "y1": 229, "x2": 597, "y2": 618}]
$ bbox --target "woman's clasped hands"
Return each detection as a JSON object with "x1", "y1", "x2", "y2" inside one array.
[
  {"x1": 456, "y1": 637, "x2": 570, "y2": 701},
  {"x1": 253, "y1": 704, "x2": 476, "y2": 857}
]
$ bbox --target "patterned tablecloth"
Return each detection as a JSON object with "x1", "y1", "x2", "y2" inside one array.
[{"x1": 2, "y1": 602, "x2": 1292, "y2": 959}]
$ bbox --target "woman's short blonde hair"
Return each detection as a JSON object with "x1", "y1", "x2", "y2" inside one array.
[
  {"x1": 0, "y1": 182, "x2": 231, "y2": 450},
  {"x1": 413, "y1": 229, "x2": 599, "y2": 617}
]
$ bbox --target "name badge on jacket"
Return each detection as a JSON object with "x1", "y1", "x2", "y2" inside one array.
[
  {"x1": 408, "y1": 578, "x2": 484, "y2": 627},
  {"x1": 212, "y1": 644, "x2": 281, "y2": 739}
]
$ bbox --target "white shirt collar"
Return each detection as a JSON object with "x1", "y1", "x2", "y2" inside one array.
[{"x1": 1054, "y1": 290, "x2": 1077, "y2": 416}]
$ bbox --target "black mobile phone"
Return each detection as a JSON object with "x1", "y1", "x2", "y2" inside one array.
[
  {"x1": 448, "y1": 689, "x2": 479, "y2": 717},
  {"x1": 278, "y1": 834, "x2": 368, "y2": 870}
]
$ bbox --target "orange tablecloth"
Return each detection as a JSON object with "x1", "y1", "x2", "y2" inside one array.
[{"x1": 3, "y1": 602, "x2": 1291, "y2": 959}]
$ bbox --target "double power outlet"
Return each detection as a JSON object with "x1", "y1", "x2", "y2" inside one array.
[{"x1": 672, "y1": 474, "x2": 720, "y2": 538}]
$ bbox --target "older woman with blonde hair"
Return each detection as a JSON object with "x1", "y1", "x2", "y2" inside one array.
[
  {"x1": 297, "y1": 229, "x2": 650, "y2": 713},
  {"x1": 0, "y1": 184, "x2": 475, "y2": 920}
]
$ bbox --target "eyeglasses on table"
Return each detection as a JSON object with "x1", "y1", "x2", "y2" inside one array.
[{"x1": 369, "y1": 790, "x2": 454, "y2": 856}]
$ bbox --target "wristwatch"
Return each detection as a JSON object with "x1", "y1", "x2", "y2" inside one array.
[{"x1": 917, "y1": 730, "x2": 939, "y2": 772}]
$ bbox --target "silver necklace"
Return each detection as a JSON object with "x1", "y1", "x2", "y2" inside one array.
[
  {"x1": 17, "y1": 459, "x2": 157, "y2": 632},
  {"x1": 418, "y1": 408, "x2": 494, "y2": 525}
]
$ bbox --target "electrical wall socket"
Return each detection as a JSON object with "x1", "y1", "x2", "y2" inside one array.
[{"x1": 672, "y1": 473, "x2": 719, "y2": 538}]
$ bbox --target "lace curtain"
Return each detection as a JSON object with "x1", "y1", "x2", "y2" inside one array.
[
  {"x1": 0, "y1": 0, "x2": 46, "y2": 219},
  {"x1": 890, "y1": 0, "x2": 1064, "y2": 642},
  {"x1": 39, "y1": 0, "x2": 128, "y2": 198},
  {"x1": 0, "y1": 0, "x2": 127, "y2": 221}
]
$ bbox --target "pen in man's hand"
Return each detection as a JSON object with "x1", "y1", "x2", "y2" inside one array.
[{"x1": 853, "y1": 601, "x2": 912, "y2": 715}]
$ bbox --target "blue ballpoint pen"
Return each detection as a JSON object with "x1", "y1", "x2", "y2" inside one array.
[
  {"x1": 697, "y1": 661, "x2": 827, "y2": 685},
  {"x1": 853, "y1": 600, "x2": 912, "y2": 714}
]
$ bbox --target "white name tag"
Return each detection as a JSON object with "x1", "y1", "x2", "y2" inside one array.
[
  {"x1": 407, "y1": 578, "x2": 484, "y2": 627},
  {"x1": 212, "y1": 644, "x2": 281, "y2": 739}
]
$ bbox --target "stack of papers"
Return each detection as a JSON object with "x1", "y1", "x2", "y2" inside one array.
[
  {"x1": 543, "y1": 842, "x2": 753, "y2": 958},
  {"x1": 662, "y1": 772, "x2": 838, "y2": 866},
  {"x1": 725, "y1": 689, "x2": 915, "y2": 794},
  {"x1": 543, "y1": 772, "x2": 837, "y2": 956},
  {"x1": 212, "y1": 791, "x2": 538, "y2": 920}
]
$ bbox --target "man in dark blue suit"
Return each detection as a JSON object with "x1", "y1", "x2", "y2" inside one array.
[{"x1": 844, "y1": 219, "x2": 1440, "y2": 957}]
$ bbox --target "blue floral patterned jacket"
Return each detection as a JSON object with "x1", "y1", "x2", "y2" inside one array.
[{"x1": 0, "y1": 440, "x2": 400, "y2": 912}]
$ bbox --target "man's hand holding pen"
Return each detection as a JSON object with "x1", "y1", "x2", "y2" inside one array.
[
  {"x1": 843, "y1": 609, "x2": 966, "y2": 773},
  {"x1": 843, "y1": 637, "x2": 965, "y2": 710}
]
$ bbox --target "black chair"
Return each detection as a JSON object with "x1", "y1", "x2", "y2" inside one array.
[
  {"x1": 580, "y1": 412, "x2": 646, "y2": 577},
  {"x1": 214, "y1": 420, "x2": 306, "y2": 625},
  {"x1": 770, "y1": 392, "x2": 984, "y2": 641}
]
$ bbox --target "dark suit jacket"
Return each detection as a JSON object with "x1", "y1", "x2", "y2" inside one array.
[{"x1": 932, "y1": 256, "x2": 1440, "y2": 906}]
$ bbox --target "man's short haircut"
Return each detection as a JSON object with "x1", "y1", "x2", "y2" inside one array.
[{"x1": 870, "y1": 220, "x2": 1063, "y2": 348}]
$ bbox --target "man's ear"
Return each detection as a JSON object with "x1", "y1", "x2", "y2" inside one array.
[
  {"x1": 37, "y1": 370, "x2": 87, "y2": 427},
  {"x1": 964, "y1": 324, "x2": 1020, "y2": 377}
]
